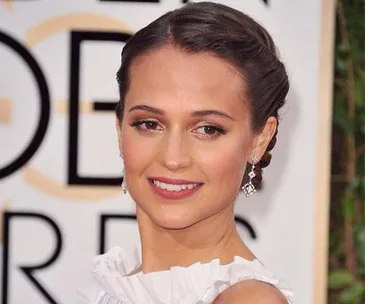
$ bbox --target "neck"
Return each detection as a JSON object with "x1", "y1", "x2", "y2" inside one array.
[{"x1": 136, "y1": 205, "x2": 255, "y2": 273}]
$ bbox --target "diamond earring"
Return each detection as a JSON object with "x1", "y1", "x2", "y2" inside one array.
[
  {"x1": 119, "y1": 153, "x2": 128, "y2": 194},
  {"x1": 242, "y1": 155, "x2": 258, "y2": 197},
  {"x1": 121, "y1": 168, "x2": 128, "y2": 194}
]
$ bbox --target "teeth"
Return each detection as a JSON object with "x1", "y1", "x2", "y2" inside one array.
[
  {"x1": 174, "y1": 185, "x2": 181, "y2": 191},
  {"x1": 152, "y1": 180, "x2": 198, "y2": 192}
]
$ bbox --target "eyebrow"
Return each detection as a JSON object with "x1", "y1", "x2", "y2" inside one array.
[
  {"x1": 192, "y1": 110, "x2": 234, "y2": 121},
  {"x1": 129, "y1": 105, "x2": 164, "y2": 115},
  {"x1": 128, "y1": 104, "x2": 234, "y2": 121}
]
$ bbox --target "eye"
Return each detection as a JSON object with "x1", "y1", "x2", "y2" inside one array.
[
  {"x1": 142, "y1": 121, "x2": 159, "y2": 130},
  {"x1": 195, "y1": 125, "x2": 226, "y2": 138},
  {"x1": 130, "y1": 120, "x2": 163, "y2": 132}
]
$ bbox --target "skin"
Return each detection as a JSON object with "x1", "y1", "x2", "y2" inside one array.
[
  {"x1": 116, "y1": 45, "x2": 280, "y2": 300},
  {"x1": 214, "y1": 280, "x2": 288, "y2": 303}
]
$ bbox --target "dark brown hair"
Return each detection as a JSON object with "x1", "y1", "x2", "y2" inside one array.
[{"x1": 116, "y1": 1, "x2": 289, "y2": 190}]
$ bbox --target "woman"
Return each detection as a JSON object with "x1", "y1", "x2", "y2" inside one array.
[{"x1": 80, "y1": 1, "x2": 294, "y2": 303}]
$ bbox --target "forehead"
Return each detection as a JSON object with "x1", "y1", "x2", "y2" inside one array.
[{"x1": 126, "y1": 46, "x2": 249, "y2": 113}]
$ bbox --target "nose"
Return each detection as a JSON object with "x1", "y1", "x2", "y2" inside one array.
[{"x1": 159, "y1": 130, "x2": 192, "y2": 171}]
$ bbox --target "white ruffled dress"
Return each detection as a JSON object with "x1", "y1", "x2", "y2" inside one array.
[{"x1": 78, "y1": 246, "x2": 294, "y2": 304}]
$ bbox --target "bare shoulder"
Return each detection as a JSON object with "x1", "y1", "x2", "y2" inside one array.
[{"x1": 213, "y1": 280, "x2": 287, "y2": 304}]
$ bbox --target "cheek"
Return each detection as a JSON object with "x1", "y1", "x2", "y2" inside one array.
[
  {"x1": 120, "y1": 128, "x2": 158, "y2": 174},
  {"x1": 194, "y1": 138, "x2": 250, "y2": 185}
]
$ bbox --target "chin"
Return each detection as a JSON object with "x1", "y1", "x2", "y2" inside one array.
[{"x1": 148, "y1": 205, "x2": 205, "y2": 230}]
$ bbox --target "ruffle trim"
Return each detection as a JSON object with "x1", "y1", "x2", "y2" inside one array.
[{"x1": 79, "y1": 246, "x2": 294, "y2": 304}]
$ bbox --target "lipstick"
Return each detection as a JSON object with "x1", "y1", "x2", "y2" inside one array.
[{"x1": 148, "y1": 177, "x2": 203, "y2": 200}]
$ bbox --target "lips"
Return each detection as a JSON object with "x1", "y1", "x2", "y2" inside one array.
[
  {"x1": 148, "y1": 177, "x2": 203, "y2": 199},
  {"x1": 148, "y1": 177, "x2": 202, "y2": 185}
]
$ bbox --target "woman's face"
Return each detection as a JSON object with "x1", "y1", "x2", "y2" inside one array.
[{"x1": 117, "y1": 46, "x2": 263, "y2": 230}]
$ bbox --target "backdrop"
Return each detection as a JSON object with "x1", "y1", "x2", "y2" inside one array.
[{"x1": 0, "y1": 0, "x2": 334, "y2": 303}]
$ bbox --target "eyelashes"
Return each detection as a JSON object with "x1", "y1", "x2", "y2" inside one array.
[
  {"x1": 195, "y1": 125, "x2": 227, "y2": 137},
  {"x1": 129, "y1": 119, "x2": 227, "y2": 139},
  {"x1": 130, "y1": 120, "x2": 162, "y2": 132}
]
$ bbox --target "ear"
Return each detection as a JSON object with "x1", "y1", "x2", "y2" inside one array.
[
  {"x1": 249, "y1": 116, "x2": 277, "y2": 163},
  {"x1": 115, "y1": 116, "x2": 123, "y2": 157}
]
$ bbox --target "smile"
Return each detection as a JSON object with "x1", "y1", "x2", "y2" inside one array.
[
  {"x1": 148, "y1": 177, "x2": 203, "y2": 200},
  {"x1": 152, "y1": 180, "x2": 199, "y2": 192}
]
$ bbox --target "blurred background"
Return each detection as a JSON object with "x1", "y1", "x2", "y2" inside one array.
[
  {"x1": 0, "y1": 0, "x2": 363, "y2": 303},
  {"x1": 328, "y1": 0, "x2": 364, "y2": 303}
]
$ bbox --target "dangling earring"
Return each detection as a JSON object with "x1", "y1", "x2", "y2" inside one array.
[
  {"x1": 121, "y1": 168, "x2": 128, "y2": 194},
  {"x1": 119, "y1": 154, "x2": 128, "y2": 194},
  {"x1": 242, "y1": 155, "x2": 258, "y2": 197}
]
